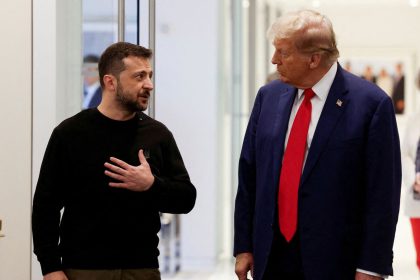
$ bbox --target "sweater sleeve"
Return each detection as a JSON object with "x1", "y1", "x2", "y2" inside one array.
[
  {"x1": 148, "y1": 130, "x2": 196, "y2": 214},
  {"x1": 32, "y1": 128, "x2": 66, "y2": 275}
]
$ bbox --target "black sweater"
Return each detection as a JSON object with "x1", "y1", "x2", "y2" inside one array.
[{"x1": 32, "y1": 109, "x2": 196, "y2": 275}]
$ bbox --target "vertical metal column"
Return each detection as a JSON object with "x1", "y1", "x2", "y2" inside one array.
[
  {"x1": 118, "y1": 0, "x2": 125, "y2": 42},
  {"x1": 148, "y1": 0, "x2": 156, "y2": 119},
  {"x1": 230, "y1": 0, "x2": 243, "y2": 251}
]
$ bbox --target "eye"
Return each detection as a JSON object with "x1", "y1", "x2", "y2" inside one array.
[{"x1": 136, "y1": 73, "x2": 146, "y2": 80}]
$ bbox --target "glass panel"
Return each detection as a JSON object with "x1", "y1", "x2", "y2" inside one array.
[{"x1": 82, "y1": 0, "x2": 138, "y2": 110}]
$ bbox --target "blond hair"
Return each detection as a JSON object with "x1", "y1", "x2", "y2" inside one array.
[{"x1": 267, "y1": 10, "x2": 339, "y2": 66}]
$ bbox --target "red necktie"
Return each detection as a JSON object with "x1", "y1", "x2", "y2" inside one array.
[{"x1": 278, "y1": 88, "x2": 315, "y2": 242}]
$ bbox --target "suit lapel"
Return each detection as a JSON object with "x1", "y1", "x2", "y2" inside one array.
[{"x1": 300, "y1": 66, "x2": 349, "y2": 185}]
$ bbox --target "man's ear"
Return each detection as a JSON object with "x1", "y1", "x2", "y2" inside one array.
[
  {"x1": 309, "y1": 53, "x2": 322, "y2": 69},
  {"x1": 103, "y1": 75, "x2": 117, "y2": 91}
]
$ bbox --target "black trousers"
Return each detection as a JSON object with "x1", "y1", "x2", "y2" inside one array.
[
  {"x1": 262, "y1": 228, "x2": 305, "y2": 280},
  {"x1": 64, "y1": 269, "x2": 161, "y2": 280}
]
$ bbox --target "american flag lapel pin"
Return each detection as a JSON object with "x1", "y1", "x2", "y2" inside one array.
[{"x1": 336, "y1": 99, "x2": 343, "y2": 107}]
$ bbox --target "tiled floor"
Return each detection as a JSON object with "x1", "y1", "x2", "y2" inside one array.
[{"x1": 163, "y1": 190, "x2": 420, "y2": 280}]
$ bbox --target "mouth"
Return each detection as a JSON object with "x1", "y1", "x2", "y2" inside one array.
[{"x1": 138, "y1": 92, "x2": 150, "y2": 100}]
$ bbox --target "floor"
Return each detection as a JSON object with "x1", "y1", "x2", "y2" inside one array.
[{"x1": 163, "y1": 189, "x2": 420, "y2": 280}]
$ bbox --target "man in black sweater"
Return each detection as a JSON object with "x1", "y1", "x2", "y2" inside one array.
[{"x1": 32, "y1": 42, "x2": 197, "y2": 280}]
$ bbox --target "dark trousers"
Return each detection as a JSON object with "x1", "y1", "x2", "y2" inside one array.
[
  {"x1": 263, "y1": 229, "x2": 305, "y2": 280},
  {"x1": 64, "y1": 269, "x2": 161, "y2": 280}
]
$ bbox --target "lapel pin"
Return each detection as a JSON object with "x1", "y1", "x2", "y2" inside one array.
[{"x1": 336, "y1": 99, "x2": 343, "y2": 107}]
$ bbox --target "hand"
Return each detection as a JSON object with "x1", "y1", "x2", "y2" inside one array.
[
  {"x1": 43, "y1": 271, "x2": 68, "y2": 280},
  {"x1": 414, "y1": 182, "x2": 420, "y2": 193},
  {"x1": 355, "y1": 271, "x2": 383, "y2": 280},
  {"x1": 104, "y1": 149, "x2": 155, "y2": 191},
  {"x1": 235, "y1": 252, "x2": 254, "y2": 280}
]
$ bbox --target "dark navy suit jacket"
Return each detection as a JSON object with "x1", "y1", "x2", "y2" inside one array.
[
  {"x1": 234, "y1": 65, "x2": 401, "y2": 280},
  {"x1": 87, "y1": 87, "x2": 102, "y2": 108}
]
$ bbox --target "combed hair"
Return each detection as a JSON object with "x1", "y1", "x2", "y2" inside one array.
[
  {"x1": 267, "y1": 10, "x2": 339, "y2": 66},
  {"x1": 98, "y1": 42, "x2": 153, "y2": 87}
]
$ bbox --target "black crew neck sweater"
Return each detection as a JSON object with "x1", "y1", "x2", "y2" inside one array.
[{"x1": 32, "y1": 108, "x2": 196, "y2": 275}]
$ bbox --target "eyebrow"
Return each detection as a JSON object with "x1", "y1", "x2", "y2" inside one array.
[{"x1": 132, "y1": 70, "x2": 153, "y2": 78}]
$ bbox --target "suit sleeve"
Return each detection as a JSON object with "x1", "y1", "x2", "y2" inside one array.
[
  {"x1": 358, "y1": 96, "x2": 402, "y2": 276},
  {"x1": 149, "y1": 130, "x2": 196, "y2": 214},
  {"x1": 233, "y1": 90, "x2": 262, "y2": 256}
]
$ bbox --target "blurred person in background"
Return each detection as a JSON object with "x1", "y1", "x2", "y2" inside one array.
[
  {"x1": 376, "y1": 68, "x2": 394, "y2": 97},
  {"x1": 392, "y1": 62, "x2": 405, "y2": 114},
  {"x1": 401, "y1": 68, "x2": 420, "y2": 273},
  {"x1": 82, "y1": 54, "x2": 102, "y2": 109}
]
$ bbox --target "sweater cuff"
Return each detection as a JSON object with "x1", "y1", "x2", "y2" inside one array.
[
  {"x1": 39, "y1": 257, "x2": 62, "y2": 276},
  {"x1": 148, "y1": 175, "x2": 165, "y2": 194}
]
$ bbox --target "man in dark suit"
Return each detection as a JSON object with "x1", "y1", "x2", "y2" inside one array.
[
  {"x1": 234, "y1": 10, "x2": 401, "y2": 280},
  {"x1": 82, "y1": 54, "x2": 102, "y2": 109},
  {"x1": 391, "y1": 63, "x2": 405, "y2": 114}
]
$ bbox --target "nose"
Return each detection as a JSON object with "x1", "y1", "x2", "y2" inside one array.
[
  {"x1": 144, "y1": 77, "x2": 154, "y2": 90},
  {"x1": 271, "y1": 52, "x2": 281, "y2": 65}
]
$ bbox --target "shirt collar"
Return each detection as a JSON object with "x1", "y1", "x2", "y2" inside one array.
[{"x1": 297, "y1": 62, "x2": 338, "y2": 100}]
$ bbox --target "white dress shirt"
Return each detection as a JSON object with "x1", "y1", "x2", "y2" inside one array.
[
  {"x1": 284, "y1": 62, "x2": 386, "y2": 279},
  {"x1": 284, "y1": 62, "x2": 337, "y2": 160}
]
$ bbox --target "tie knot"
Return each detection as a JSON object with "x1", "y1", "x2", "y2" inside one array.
[{"x1": 303, "y1": 88, "x2": 315, "y2": 100}]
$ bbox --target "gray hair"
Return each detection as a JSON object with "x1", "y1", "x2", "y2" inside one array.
[{"x1": 267, "y1": 10, "x2": 339, "y2": 66}]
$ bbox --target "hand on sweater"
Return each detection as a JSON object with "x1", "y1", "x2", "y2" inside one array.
[
  {"x1": 43, "y1": 271, "x2": 68, "y2": 280},
  {"x1": 104, "y1": 149, "x2": 155, "y2": 191}
]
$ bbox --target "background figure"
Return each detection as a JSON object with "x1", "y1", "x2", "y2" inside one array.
[
  {"x1": 82, "y1": 54, "x2": 102, "y2": 109},
  {"x1": 234, "y1": 9, "x2": 401, "y2": 280},
  {"x1": 360, "y1": 65, "x2": 377, "y2": 84},
  {"x1": 417, "y1": 139, "x2": 420, "y2": 177},
  {"x1": 392, "y1": 62, "x2": 405, "y2": 114},
  {"x1": 401, "y1": 73, "x2": 420, "y2": 273},
  {"x1": 376, "y1": 68, "x2": 394, "y2": 97},
  {"x1": 344, "y1": 61, "x2": 352, "y2": 72}
]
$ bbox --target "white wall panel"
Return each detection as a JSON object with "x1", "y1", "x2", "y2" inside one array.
[
  {"x1": 155, "y1": 0, "x2": 220, "y2": 269},
  {"x1": 0, "y1": 0, "x2": 32, "y2": 279}
]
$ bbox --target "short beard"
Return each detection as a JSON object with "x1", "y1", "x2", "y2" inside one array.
[{"x1": 115, "y1": 82, "x2": 147, "y2": 112}]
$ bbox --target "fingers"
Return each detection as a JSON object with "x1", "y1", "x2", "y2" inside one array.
[
  {"x1": 109, "y1": 182, "x2": 128, "y2": 188},
  {"x1": 138, "y1": 149, "x2": 150, "y2": 166},
  {"x1": 235, "y1": 253, "x2": 253, "y2": 280},
  {"x1": 104, "y1": 161, "x2": 129, "y2": 187},
  {"x1": 104, "y1": 169, "x2": 125, "y2": 182},
  {"x1": 235, "y1": 262, "x2": 250, "y2": 280},
  {"x1": 104, "y1": 162, "x2": 127, "y2": 175},
  {"x1": 109, "y1": 157, "x2": 131, "y2": 169}
]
